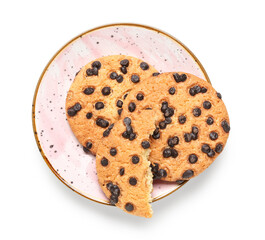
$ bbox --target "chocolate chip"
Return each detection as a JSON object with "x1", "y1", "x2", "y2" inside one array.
[
  {"x1": 116, "y1": 75, "x2": 123, "y2": 83},
  {"x1": 182, "y1": 170, "x2": 194, "y2": 178},
  {"x1": 122, "y1": 131, "x2": 130, "y2": 139},
  {"x1": 92, "y1": 67, "x2": 98, "y2": 76},
  {"x1": 116, "y1": 100, "x2": 123, "y2": 108},
  {"x1": 190, "y1": 133, "x2": 198, "y2": 140},
  {"x1": 206, "y1": 117, "x2": 214, "y2": 125},
  {"x1": 189, "y1": 88, "x2": 196, "y2": 96},
  {"x1": 193, "y1": 108, "x2": 201, "y2": 117},
  {"x1": 176, "y1": 180, "x2": 185, "y2": 184},
  {"x1": 128, "y1": 102, "x2": 136, "y2": 112},
  {"x1": 123, "y1": 117, "x2": 131, "y2": 126},
  {"x1": 159, "y1": 169, "x2": 167, "y2": 178},
  {"x1": 180, "y1": 74, "x2": 187, "y2": 82},
  {"x1": 163, "y1": 148, "x2": 172, "y2": 158},
  {"x1": 203, "y1": 101, "x2": 212, "y2": 109},
  {"x1": 103, "y1": 123, "x2": 114, "y2": 137},
  {"x1": 194, "y1": 85, "x2": 201, "y2": 94},
  {"x1": 120, "y1": 59, "x2": 129, "y2": 67},
  {"x1": 110, "y1": 195, "x2": 118, "y2": 205},
  {"x1": 110, "y1": 72, "x2": 118, "y2": 79},
  {"x1": 110, "y1": 148, "x2": 117, "y2": 156},
  {"x1": 178, "y1": 115, "x2": 186, "y2": 124},
  {"x1": 86, "y1": 68, "x2": 93, "y2": 76},
  {"x1": 119, "y1": 168, "x2": 125, "y2": 176},
  {"x1": 207, "y1": 149, "x2": 216, "y2": 158},
  {"x1": 129, "y1": 177, "x2": 137, "y2": 186},
  {"x1": 209, "y1": 131, "x2": 218, "y2": 140},
  {"x1": 125, "y1": 203, "x2": 134, "y2": 212},
  {"x1": 106, "y1": 182, "x2": 113, "y2": 190},
  {"x1": 86, "y1": 142, "x2": 92, "y2": 149},
  {"x1": 173, "y1": 73, "x2": 181, "y2": 82},
  {"x1": 132, "y1": 155, "x2": 140, "y2": 164},
  {"x1": 123, "y1": 93, "x2": 128, "y2": 99},
  {"x1": 136, "y1": 93, "x2": 144, "y2": 101},
  {"x1": 131, "y1": 74, "x2": 140, "y2": 83},
  {"x1": 168, "y1": 136, "x2": 179, "y2": 147},
  {"x1": 86, "y1": 112, "x2": 92, "y2": 119},
  {"x1": 215, "y1": 143, "x2": 223, "y2": 153},
  {"x1": 201, "y1": 87, "x2": 207, "y2": 93},
  {"x1": 171, "y1": 149, "x2": 179, "y2": 158},
  {"x1": 120, "y1": 66, "x2": 127, "y2": 74},
  {"x1": 165, "y1": 117, "x2": 172, "y2": 124},
  {"x1": 95, "y1": 102, "x2": 104, "y2": 110},
  {"x1": 101, "y1": 157, "x2": 108, "y2": 166},
  {"x1": 83, "y1": 87, "x2": 95, "y2": 95},
  {"x1": 92, "y1": 61, "x2": 101, "y2": 69},
  {"x1": 126, "y1": 125, "x2": 133, "y2": 134},
  {"x1": 101, "y1": 87, "x2": 111, "y2": 96},
  {"x1": 73, "y1": 103, "x2": 82, "y2": 111},
  {"x1": 152, "y1": 72, "x2": 160, "y2": 76},
  {"x1": 129, "y1": 133, "x2": 136, "y2": 141},
  {"x1": 140, "y1": 62, "x2": 149, "y2": 70},
  {"x1": 83, "y1": 146, "x2": 90, "y2": 153},
  {"x1": 152, "y1": 128, "x2": 160, "y2": 139},
  {"x1": 67, "y1": 108, "x2": 76, "y2": 116},
  {"x1": 189, "y1": 154, "x2": 198, "y2": 164},
  {"x1": 221, "y1": 120, "x2": 230, "y2": 133},
  {"x1": 184, "y1": 133, "x2": 192, "y2": 142},
  {"x1": 169, "y1": 87, "x2": 176, "y2": 95},
  {"x1": 217, "y1": 92, "x2": 222, "y2": 99},
  {"x1": 201, "y1": 144, "x2": 211, "y2": 153},
  {"x1": 151, "y1": 163, "x2": 159, "y2": 174},
  {"x1": 192, "y1": 126, "x2": 199, "y2": 135},
  {"x1": 164, "y1": 107, "x2": 174, "y2": 118},
  {"x1": 111, "y1": 186, "x2": 120, "y2": 196},
  {"x1": 141, "y1": 141, "x2": 150, "y2": 149},
  {"x1": 96, "y1": 118, "x2": 109, "y2": 128},
  {"x1": 159, "y1": 121, "x2": 167, "y2": 129},
  {"x1": 161, "y1": 101, "x2": 168, "y2": 113},
  {"x1": 173, "y1": 73, "x2": 187, "y2": 83},
  {"x1": 110, "y1": 194, "x2": 118, "y2": 203},
  {"x1": 117, "y1": 109, "x2": 123, "y2": 115},
  {"x1": 189, "y1": 85, "x2": 201, "y2": 96}
]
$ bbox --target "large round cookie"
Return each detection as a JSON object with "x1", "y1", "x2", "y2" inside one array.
[
  {"x1": 121, "y1": 72, "x2": 230, "y2": 182},
  {"x1": 66, "y1": 55, "x2": 157, "y2": 154},
  {"x1": 96, "y1": 110, "x2": 157, "y2": 218}
]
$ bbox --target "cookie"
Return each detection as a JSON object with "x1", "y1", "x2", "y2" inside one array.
[
  {"x1": 66, "y1": 55, "x2": 157, "y2": 154},
  {"x1": 120, "y1": 72, "x2": 230, "y2": 182},
  {"x1": 96, "y1": 110, "x2": 157, "y2": 218}
]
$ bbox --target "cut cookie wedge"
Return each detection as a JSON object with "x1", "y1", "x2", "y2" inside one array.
[
  {"x1": 121, "y1": 72, "x2": 230, "y2": 182},
  {"x1": 96, "y1": 110, "x2": 157, "y2": 218},
  {"x1": 66, "y1": 55, "x2": 157, "y2": 155}
]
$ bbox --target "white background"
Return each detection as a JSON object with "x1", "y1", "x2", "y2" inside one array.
[{"x1": 1, "y1": 0, "x2": 264, "y2": 239}]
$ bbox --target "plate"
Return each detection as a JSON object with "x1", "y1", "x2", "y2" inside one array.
[{"x1": 32, "y1": 23, "x2": 210, "y2": 205}]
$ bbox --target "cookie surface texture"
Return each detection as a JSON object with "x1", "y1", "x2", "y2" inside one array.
[
  {"x1": 121, "y1": 72, "x2": 230, "y2": 182},
  {"x1": 96, "y1": 110, "x2": 157, "y2": 218},
  {"x1": 66, "y1": 55, "x2": 157, "y2": 154}
]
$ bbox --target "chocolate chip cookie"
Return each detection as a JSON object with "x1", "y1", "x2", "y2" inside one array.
[
  {"x1": 65, "y1": 55, "x2": 157, "y2": 154},
  {"x1": 120, "y1": 72, "x2": 230, "y2": 182},
  {"x1": 96, "y1": 110, "x2": 157, "y2": 218}
]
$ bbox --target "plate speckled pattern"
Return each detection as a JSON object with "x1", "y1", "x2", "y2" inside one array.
[{"x1": 32, "y1": 23, "x2": 210, "y2": 205}]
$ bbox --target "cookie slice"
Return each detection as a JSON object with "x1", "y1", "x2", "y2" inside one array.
[
  {"x1": 96, "y1": 110, "x2": 157, "y2": 218},
  {"x1": 121, "y1": 72, "x2": 230, "y2": 182},
  {"x1": 66, "y1": 55, "x2": 157, "y2": 154}
]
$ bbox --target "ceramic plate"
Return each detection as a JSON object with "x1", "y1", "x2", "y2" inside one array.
[{"x1": 32, "y1": 23, "x2": 210, "y2": 205}]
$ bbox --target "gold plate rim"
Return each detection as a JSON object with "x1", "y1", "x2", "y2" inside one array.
[{"x1": 32, "y1": 22, "x2": 211, "y2": 206}]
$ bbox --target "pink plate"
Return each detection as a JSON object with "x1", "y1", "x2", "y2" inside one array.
[{"x1": 32, "y1": 23, "x2": 210, "y2": 205}]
